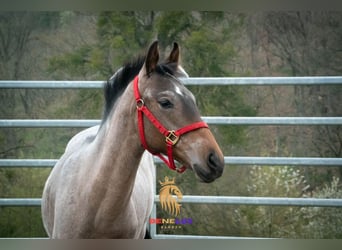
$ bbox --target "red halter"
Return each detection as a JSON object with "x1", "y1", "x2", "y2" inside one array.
[{"x1": 133, "y1": 76, "x2": 209, "y2": 173}]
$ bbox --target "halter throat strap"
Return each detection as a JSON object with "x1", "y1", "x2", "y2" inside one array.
[{"x1": 133, "y1": 76, "x2": 208, "y2": 173}]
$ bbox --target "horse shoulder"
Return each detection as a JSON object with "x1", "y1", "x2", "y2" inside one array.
[{"x1": 65, "y1": 125, "x2": 99, "y2": 152}]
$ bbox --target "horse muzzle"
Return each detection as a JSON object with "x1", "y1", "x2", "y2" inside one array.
[{"x1": 193, "y1": 151, "x2": 224, "y2": 183}]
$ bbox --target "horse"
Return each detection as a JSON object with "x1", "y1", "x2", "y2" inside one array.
[{"x1": 41, "y1": 41, "x2": 225, "y2": 239}]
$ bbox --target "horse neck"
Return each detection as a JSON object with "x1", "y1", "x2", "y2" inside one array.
[{"x1": 90, "y1": 83, "x2": 144, "y2": 209}]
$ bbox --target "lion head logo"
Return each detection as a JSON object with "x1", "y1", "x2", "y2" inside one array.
[{"x1": 159, "y1": 176, "x2": 183, "y2": 216}]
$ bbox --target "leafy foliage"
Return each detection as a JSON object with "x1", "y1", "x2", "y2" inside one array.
[{"x1": 233, "y1": 166, "x2": 342, "y2": 238}]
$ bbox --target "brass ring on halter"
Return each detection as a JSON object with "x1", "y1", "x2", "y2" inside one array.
[
  {"x1": 165, "y1": 130, "x2": 179, "y2": 145},
  {"x1": 136, "y1": 99, "x2": 145, "y2": 109}
]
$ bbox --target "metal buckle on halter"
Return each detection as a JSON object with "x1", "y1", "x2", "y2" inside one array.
[
  {"x1": 136, "y1": 99, "x2": 144, "y2": 109},
  {"x1": 165, "y1": 130, "x2": 179, "y2": 145}
]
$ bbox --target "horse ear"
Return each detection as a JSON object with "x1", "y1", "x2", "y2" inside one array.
[
  {"x1": 144, "y1": 40, "x2": 159, "y2": 75},
  {"x1": 167, "y1": 42, "x2": 180, "y2": 64}
]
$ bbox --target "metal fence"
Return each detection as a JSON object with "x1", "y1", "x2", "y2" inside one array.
[{"x1": 1, "y1": 77, "x2": 342, "y2": 239}]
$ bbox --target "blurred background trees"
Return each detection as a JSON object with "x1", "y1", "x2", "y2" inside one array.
[{"x1": 0, "y1": 11, "x2": 341, "y2": 238}]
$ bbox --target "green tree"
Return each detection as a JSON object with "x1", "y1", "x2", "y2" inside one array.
[{"x1": 156, "y1": 11, "x2": 194, "y2": 48}]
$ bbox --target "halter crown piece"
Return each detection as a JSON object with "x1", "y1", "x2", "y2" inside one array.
[{"x1": 133, "y1": 76, "x2": 209, "y2": 173}]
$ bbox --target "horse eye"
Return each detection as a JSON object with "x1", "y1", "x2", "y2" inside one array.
[{"x1": 158, "y1": 99, "x2": 174, "y2": 109}]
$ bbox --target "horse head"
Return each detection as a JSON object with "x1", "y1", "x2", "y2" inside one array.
[{"x1": 135, "y1": 41, "x2": 224, "y2": 183}]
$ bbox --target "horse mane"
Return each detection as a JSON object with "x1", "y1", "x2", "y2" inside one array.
[
  {"x1": 102, "y1": 57, "x2": 177, "y2": 122},
  {"x1": 102, "y1": 56, "x2": 144, "y2": 121}
]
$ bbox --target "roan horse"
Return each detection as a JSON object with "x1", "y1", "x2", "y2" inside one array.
[{"x1": 41, "y1": 41, "x2": 224, "y2": 238}]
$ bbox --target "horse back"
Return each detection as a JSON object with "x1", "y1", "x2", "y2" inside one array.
[{"x1": 41, "y1": 126, "x2": 99, "y2": 237}]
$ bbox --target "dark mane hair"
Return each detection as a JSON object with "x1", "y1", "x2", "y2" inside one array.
[
  {"x1": 102, "y1": 56, "x2": 144, "y2": 121},
  {"x1": 102, "y1": 57, "x2": 177, "y2": 122}
]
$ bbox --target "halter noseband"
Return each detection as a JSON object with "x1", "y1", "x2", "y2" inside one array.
[{"x1": 133, "y1": 76, "x2": 209, "y2": 173}]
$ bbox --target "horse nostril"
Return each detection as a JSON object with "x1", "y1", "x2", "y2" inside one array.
[{"x1": 208, "y1": 152, "x2": 222, "y2": 170}]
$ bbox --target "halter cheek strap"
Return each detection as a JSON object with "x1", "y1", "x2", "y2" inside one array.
[{"x1": 133, "y1": 76, "x2": 209, "y2": 173}]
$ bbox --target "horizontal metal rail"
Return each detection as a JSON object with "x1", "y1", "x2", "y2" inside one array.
[
  {"x1": 182, "y1": 76, "x2": 342, "y2": 86},
  {"x1": 1, "y1": 76, "x2": 342, "y2": 88},
  {"x1": 154, "y1": 195, "x2": 342, "y2": 207},
  {"x1": 0, "y1": 80, "x2": 104, "y2": 89},
  {"x1": 0, "y1": 119, "x2": 100, "y2": 128},
  {"x1": 1, "y1": 196, "x2": 342, "y2": 207},
  {"x1": 152, "y1": 234, "x2": 272, "y2": 239},
  {"x1": 1, "y1": 157, "x2": 341, "y2": 168},
  {"x1": 1, "y1": 117, "x2": 342, "y2": 128},
  {"x1": 222, "y1": 156, "x2": 342, "y2": 166},
  {"x1": 0, "y1": 159, "x2": 57, "y2": 168},
  {"x1": 204, "y1": 117, "x2": 342, "y2": 125},
  {"x1": 0, "y1": 198, "x2": 41, "y2": 207}
]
